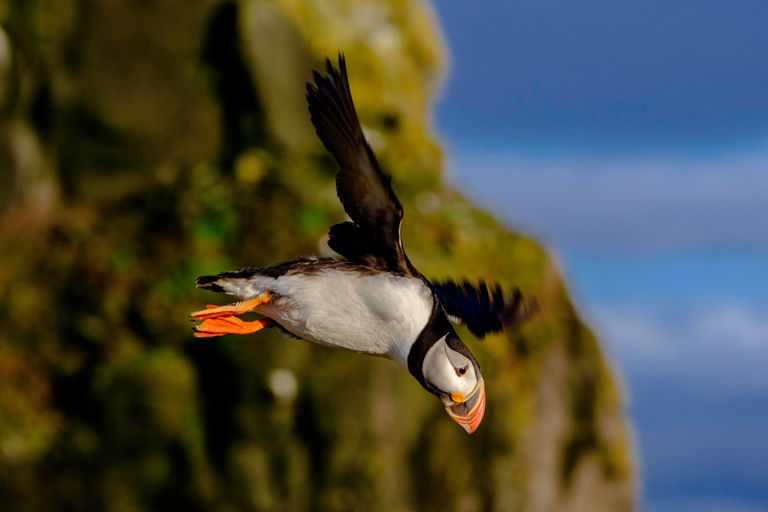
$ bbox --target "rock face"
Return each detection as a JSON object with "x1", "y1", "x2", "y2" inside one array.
[{"x1": 0, "y1": 1, "x2": 636, "y2": 511}]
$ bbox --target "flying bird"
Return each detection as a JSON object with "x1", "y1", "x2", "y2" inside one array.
[{"x1": 189, "y1": 55, "x2": 536, "y2": 434}]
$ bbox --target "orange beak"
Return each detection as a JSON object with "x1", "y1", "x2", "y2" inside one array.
[{"x1": 445, "y1": 379, "x2": 486, "y2": 434}]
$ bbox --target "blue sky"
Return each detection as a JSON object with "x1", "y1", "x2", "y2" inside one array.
[
  {"x1": 430, "y1": 1, "x2": 768, "y2": 511},
  {"x1": 434, "y1": 0, "x2": 768, "y2": 150}
]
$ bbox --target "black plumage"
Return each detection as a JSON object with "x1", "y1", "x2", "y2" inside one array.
[
  {"x1": 433, "y1": 280, "x2": 538, "y2": 338},
  {"x1": 306, "y1": 56, "x2": 413, "y2": 275}
]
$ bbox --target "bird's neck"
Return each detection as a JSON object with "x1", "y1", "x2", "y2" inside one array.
[{"x1": 406, "y1": 308, "x2": 453, "y2": 391}]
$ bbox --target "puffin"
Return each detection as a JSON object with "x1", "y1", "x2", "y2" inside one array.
[{"x1": 189, "y1": 55, "x2": 536, "y2": 434}]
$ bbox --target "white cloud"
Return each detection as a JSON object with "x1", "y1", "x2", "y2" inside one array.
[
  {"x1": 585, "y1": 305, "x2": 675, "y2": 361},
  {"x1": 649, "y1": 498, "x2": 768, "y2": 512},
  {"x1": 587, "y1": 301, "x2": 768, "y2": 509},
  {"x1": 691, "y1": 303, "x2": 768, "y2": 352},
  {"x1": 589, "y1": 302, "x2": 768, "y2": 395},
  {"x1": 449, "y1": 148, "x2": 768, "y2": 252}
]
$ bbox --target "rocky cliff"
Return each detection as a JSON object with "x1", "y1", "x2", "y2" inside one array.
[{"x1": 0, "y1": 1, "x2": 636, "y2": 510}]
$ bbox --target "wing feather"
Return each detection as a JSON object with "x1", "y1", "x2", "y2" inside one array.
[
  {"x1": 306, "y1": 55, "x2": 411, "y2": 274},
  {"x1": 433, "y1": 280, "x2": 538, "y2": 338}
]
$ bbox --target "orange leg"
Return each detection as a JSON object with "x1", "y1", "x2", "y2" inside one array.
[
  {"x1": 189, "y1": 291, "x2": 273, "y2": 320},
  {"x1": 194, "y1": 316, "x2": 276, "y2": 338}
]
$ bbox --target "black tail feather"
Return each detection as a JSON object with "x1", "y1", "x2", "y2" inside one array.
[{"x1": 195, "y1": 275, "x2": 226, "y2": 293}]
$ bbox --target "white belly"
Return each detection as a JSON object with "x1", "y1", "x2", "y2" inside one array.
[{"x1": 249, "y1": 270, "x2": 433, "y2": 366}]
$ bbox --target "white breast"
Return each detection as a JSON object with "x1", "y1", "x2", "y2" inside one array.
[{"x1": 246, "y1": 270, "x2": 433, "y2": 366}]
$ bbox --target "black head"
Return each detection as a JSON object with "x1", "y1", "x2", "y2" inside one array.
[{"x1": 408, "y1": 312, "x2": 486, "y2": 433}]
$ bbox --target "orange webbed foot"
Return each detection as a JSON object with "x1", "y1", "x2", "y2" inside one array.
[
  {"x1": 193, "y1": 316, "x2": 275, "y2": 338},
  {"x1": 189, "y1": 292, "x2": 273, "y2": 320}
]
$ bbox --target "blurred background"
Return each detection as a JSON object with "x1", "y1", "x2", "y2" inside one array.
[
  {"x1": 0, "y1": 0, "x2": 762, "y2": 511},
  {"x1": 431, "y1": 2, "x2": 768, "y2": 512},
  {"x1": 0, "y1": 1, "x2": 635, "y2": 511}
]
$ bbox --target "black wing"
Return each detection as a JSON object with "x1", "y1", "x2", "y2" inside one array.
[
  {"x1": 306, "y1": 55, "x2": 412, "y2": 274},
  {"x1": 433, "y1": 280, "x2": 539, "y2": 338}
]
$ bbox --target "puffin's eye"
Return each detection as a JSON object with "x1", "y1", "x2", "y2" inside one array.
[{"x1": 456, "y1": 366, "x2": 468, "y2": 377}]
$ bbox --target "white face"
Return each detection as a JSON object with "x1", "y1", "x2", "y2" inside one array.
[{"x1": 422, "y1": 335, "x2": 479, "y2": 405}]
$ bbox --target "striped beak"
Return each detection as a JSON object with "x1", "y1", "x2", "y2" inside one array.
[{"x1": 445, "y1": 379, "x2": 486, "y2": 434}]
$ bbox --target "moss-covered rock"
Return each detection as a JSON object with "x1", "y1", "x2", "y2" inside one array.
[{"x1": 0, "y1": 0, "x2": 636, "y2": 510}]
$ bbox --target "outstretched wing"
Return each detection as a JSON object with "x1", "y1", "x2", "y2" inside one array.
[
  {"x1": 306, "y1": 55, "x2": 412, "y2": 274},
  {"x1": 433, "y1": 280, "x2": 538, "y2": 338}
]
